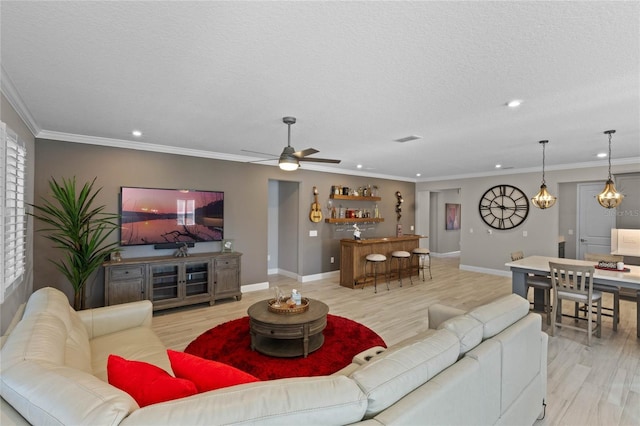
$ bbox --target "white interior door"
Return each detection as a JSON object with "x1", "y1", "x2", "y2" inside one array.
[{"x1": 577, "y1": 183, "x2": 616, "y2": 260}]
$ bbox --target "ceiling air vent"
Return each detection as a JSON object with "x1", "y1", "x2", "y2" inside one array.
[{"x1": 394, "y1": 135, "x2": 422, "y2": 143}]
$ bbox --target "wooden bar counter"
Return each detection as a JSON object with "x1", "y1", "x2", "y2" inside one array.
[{"x1": 339, "y1": 235, "x2": 423, "y2": 289}]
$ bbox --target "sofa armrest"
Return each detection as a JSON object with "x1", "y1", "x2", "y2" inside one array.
[
  {"x1": 78, "y1": 300, "x2": 153, "y2": 339},
  {"x1": 427, "y1": 304, "x2": 466, "y2": 329}
]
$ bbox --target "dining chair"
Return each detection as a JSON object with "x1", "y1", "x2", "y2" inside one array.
[
  {"x1": 583, "y1": 253, "x2": 622, "y2": 331},
  {"x1": 549, "y1": 262, "x2": 601, "y2": 346},
  {"x1": 510, "y1": 251, "x2": 552, "y2": 325}
]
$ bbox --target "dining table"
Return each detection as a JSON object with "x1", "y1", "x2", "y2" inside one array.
[{"x1": 505, "y1": 255, "x2": 640, "y2": 338}]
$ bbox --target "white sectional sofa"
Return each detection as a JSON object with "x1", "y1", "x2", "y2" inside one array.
[{"x1": 1, "y1": 287, "x2": 547, "y2": 425}]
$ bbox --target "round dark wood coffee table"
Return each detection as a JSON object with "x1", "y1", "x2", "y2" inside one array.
[{"x1": 247, "y1": 299, "x2": 329, "y2": 358}]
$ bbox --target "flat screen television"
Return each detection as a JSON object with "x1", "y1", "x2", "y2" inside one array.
[{"x1": 120, "y1": 186, "x2": 224, "y2": 247}]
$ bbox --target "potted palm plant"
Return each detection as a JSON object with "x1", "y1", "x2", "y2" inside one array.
[{"x1": 29, "y1": 176, "x2": 119, "y2": 310}]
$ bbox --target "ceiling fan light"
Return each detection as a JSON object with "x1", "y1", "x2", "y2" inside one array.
[
  {"x1": 531, "y1": 184, "x2": 557, "y2": 209},
  {"x1": 279, "y1": 155, "x2": 299, "y2": 171},
  {"x1": 597, "y1": 179, "x2": 624, "y2": 208}
]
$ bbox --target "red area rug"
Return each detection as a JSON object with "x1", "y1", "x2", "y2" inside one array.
[{"x1": 184, "y1": 314, "x2": 385, "y2": 380}]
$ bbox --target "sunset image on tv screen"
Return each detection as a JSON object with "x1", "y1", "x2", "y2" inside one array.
[{"x1": 120, "y1": 187, "x2": 223, "y2": 246}]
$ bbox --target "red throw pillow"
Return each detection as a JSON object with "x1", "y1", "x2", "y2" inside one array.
[
  {"x1": 167, "y1": 349, "x2": 260, "y2": 392},
  {"x1": 107, "y1": 354, "x2": 198, "y2": 407}
]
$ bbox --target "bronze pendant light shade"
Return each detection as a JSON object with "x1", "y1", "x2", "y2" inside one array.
[
  {"x1": 597, "y1": 130, "x2": 624, "y2": 208},
  {"x1": 531, "y1": 140, "x2": 557, "y2": 209}
]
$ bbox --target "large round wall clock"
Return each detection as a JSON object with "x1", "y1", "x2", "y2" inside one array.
[{"x1": 478, "y1": 184, "x2": 530, "y2": 230}]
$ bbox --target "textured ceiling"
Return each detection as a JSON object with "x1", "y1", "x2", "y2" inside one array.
[{"x1": 1, "y1": 1, "x2": 639, "y2": 181}]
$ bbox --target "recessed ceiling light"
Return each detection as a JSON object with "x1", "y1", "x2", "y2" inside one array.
[
  {"x1": 495, "y1": 164, "x2": 502, "y2": 168},
  {"x1": 597, "y1": 152, "x2": 607, "y2": 158},
  {"x1": 416, "y1": 173, "x2": 421, "y2": 177},
  {"x1": 132, "y1": 130, "x2": 142, "y2": 137},
  {"x1": 356, "y1": 164, "x2": 363, "y2": 169},
  {"x1": 507, "y1": 100, "x2": 522, "y2": 108}
]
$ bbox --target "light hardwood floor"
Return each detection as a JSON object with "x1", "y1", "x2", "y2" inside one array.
[{"x1": 152, "y1": 256, "x2": 640, "y2": 426}]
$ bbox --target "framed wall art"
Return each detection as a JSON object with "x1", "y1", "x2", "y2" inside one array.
[{"x1": 445, "y1": 203, "x2": 461, "y2": 231}]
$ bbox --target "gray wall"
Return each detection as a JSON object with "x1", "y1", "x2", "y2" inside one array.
[
  {"x1": 277, "y1": 180, "x2": 299, "y2": 275},
  {"x1": 417, "y1": 166, "x2": 640, "y2": 274},
  {"x1": 32, "y1": 139, "x2": 416, "y2": 308},
  {"x1": 435, "y1": 189, "x2": 462, "y2": 253},
  {"x1": 0, "y1": 94, "x2": 35, "y2": 334}
]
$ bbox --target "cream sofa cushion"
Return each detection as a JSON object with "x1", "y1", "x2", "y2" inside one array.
[
  {"x1": 437, "y1": 314, "x2": 484, "y2": 356},
  {"x1": 468, "y1": 294, "x2": 529, "y2": 338},
  {"x1": 1, "y1": 360, "x2": 137, "y2": 426},
  {"x1": 18, "y1": 287, "x2": 93, "y2": 373},
  {"x1": 90, "y1": 326, "x2": 171, "y2": 382},
  {"x1": 22, "y1": 287, "x2": 74, "y2": 329},
  {"x1": 120, "y1": 375, "x2": 367, "y2": 426},
  {"x1": 351, "y1": 328, "x2": 460, "y2": 417},
  {"x1": 0, "y1": 313, "x2": 67, "y2": 371},
  {"x1": 66, "y1": 306, "x2": 93, "y2": 373}
]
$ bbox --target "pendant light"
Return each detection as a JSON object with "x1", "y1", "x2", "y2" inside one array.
[
  {"x1": 597, "y1": 130, "x2": 624, "y2": 208},
  {"x1": 531, "y1": 140, "x2": 557, "y2": 209}
]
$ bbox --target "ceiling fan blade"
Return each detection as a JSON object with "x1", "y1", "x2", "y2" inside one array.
[
  {"x1": 293, "y1": 148, "x2": 319, "y2": 158},
  {"x1": 241, "y1": 149, "x2": 278, "y2": 158},
  {"x1": 298, "y1": 157, "x2": 341, "y2": 164},
  {"x1": 248, "y1": 158, "x2": 278, "y2": 164}
]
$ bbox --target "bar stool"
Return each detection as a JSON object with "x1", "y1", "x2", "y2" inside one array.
[
  {"x1": 364, "y1": 253, "x2": 388, "y2": 293},
  {"x1": 390, "y1": 251, "x2": 412, "y2": 287},
  {"x1": 412, "y1": 248, "x2": 432, "y2": 281}
]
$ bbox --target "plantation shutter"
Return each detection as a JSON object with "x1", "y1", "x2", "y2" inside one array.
[{"x1": 1, "y1": 121, "x2": 27, "y2": 303}]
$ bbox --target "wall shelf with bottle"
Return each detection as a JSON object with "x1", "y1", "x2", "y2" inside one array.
[
  {"x1": 329, "y1": 194, "x2": 381, "y2": 201},
  {"x1": 325, "y1": 217, "x2": 384, "y2": 224}
]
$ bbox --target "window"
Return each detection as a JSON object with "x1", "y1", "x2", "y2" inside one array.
[{"x1": 1, "y1": 121, "x2": 26, "y2": 303}]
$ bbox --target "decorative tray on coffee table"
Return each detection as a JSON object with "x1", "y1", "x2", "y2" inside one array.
[{"x1": 267, "y1": 298, "x2": 310, "y2": 314}]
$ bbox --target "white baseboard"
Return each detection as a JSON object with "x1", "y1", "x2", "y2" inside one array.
[
  {"x1": 429, "y1": 251, "x2": 461, "y2": 258},
  {"x1": 300, "y1": 270, "x2": 339, "y2": 283},
  {"x1": 459, "y1": 264, "x2": 511, "y2": 277},
  {"x1": 240, "y1": 282, "x2": 269, "y2": 293},
  {"x1": 245, "y1": 269, "x2": 340, "y2": 290}
]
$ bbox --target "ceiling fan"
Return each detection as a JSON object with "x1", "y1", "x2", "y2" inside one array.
[{"x1": 243, "y1": 117, "x2": 341, "y2": 171}]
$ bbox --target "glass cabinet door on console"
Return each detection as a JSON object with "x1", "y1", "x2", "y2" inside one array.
[
  {"x1": 150, "y1": 260, "x2": 213, "y2": 311},
  {"x1": 103, "y1": 252, "x2": 241, "y2": 311},
  {"x1": 150, "y1": 263, "x2": 180, "y2": 304},
  {"x1": 184, "y1": 260, "x2": 212, "y2": 298}
]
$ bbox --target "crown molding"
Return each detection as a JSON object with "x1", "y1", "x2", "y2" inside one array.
[
  {"x1": 37, "y1": 129, "x2": 252, "y2": 163},
  {"x1": 33, "y1": 128, "x2": 638, "y2": 184},
  {"x1": 416, "y1": 157, "x2": 640, "y2": 182},
  {"x1": 36, "y1": 129, "x2": 417, "y2": 182},
  {"x1": 0, "y1": 66, "x2": 41, "y2": 136}
]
